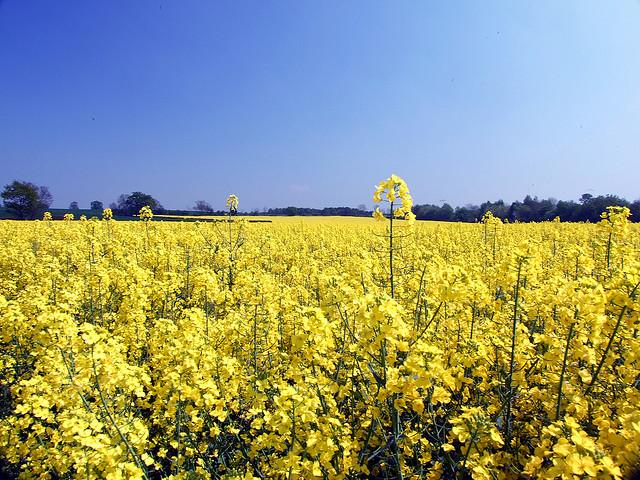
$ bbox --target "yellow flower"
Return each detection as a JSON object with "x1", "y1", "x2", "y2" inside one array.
[
  {"x1": 373, "y1": 207, "x2": 385, "y2": 222},
  {"x1": 371, "y1": 174, "x2": 414, "y2": 221},
  {"x1": 386, "y1": 189, "x2": 396, "y2": 202},
  {"x1": 1, "y1": 203, "x2": 639, "y2": 479},
  {"x1": 227, "y1": 194, "x2": 239, "y2": 212},
  {"x1": 139, "y1": 205, "x2": 153, "y2": 221},
  {"x1": 431, "y1": 386, "x2": 451, "y2": 404},
  {"x1": 373, "y1": 185, "x2": 384, "y2": 203}
]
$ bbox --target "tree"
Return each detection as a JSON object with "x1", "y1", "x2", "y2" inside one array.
[
  {"x1": 194, "y1": 200, "x2": 214, "y2": 213},
  {"x1": 1, "y1": 180, "x2": 52, "y2": 219},
  {"x1": 630, "y1": 200, "x2": 640, "y2": 221},
  {"x1": 576, "y1": 194, "x2": 628, "y2": 222},
  {"x1": 579, "y1": 193, "x2": 593, "y2": 204},
  {"x1": 69, "y1": 201, "x2": 79, "y2": 210},
  {"x1": 115, "y1": 192, "x2": 163, "y2": 216},
  {"x1": 91, "y1": 200, "x2": 103, "y2": 210},
  {"x1": 554, "y1": 200, "x2": 579, "y2": 222},
  {"x1": 454, "y1": 204, "x2": 480, "y2": 222}
]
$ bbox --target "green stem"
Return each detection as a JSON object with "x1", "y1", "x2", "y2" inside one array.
[
  {"x1": 461, "y1": 424, "x2": 480, "y2": 470},
  {"x1": 253, "y1": 304, "x2": 258, "y2": 385},
  {"x1": 91, "y1": 350, "x2": 149, "y2": 479},
  {"x1": 505, "y1": 258, "x2": 523, "y2": 445},
  {"x1": 391, "y1": 395, "x2": 403, "y2": 480},
  {"x1": 556, "y1": 320, "x2": 575, "y2": 420},
  {"x1": 587, "y1": 281, "x2": 639, "y2": 393},
  {"x1": 389, "y1": 201, "x2": 394, "y2": 299},
  {"x1": 606, "y1": 231, "x2": 612, "y2": 271}
]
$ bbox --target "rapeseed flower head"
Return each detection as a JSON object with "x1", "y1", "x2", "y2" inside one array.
[
  {"x1": 372, "y1": 174, "x2": 414, "y2": 224},
  {"x1": 600, "y1": 205, "x2": 630, "y2": 234},
  {"x1": 227, "y1": 194, "x2": 239, "y2": 213},
  {"x1": 139, "y1": 205, "x2": 153, "y2": 221}
]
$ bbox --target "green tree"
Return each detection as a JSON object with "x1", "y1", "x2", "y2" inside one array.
[
  {"x1": 115, "y1": 192, "x2": 163, "y2": 216},
  {"x1": 1, "y1": 180, "x2": 52, "y2": 219},
  {"x1": 90, "y1": 200, "x2": 103, "y2": 210},
  {"x1": 194, "y1": 200, "x2": 214, "y2": 213}
]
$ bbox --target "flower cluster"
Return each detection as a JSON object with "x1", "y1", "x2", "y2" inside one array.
[
  {"x1": 226, "y1": 194, "x2": 239, "y2": 213},
  {"x1": 481, "y1": 210, "x2": 502, "y2": 225},
  {"x1": 373, "y1": 174, "x2": 415, "y2": 223},
  {"x1": 139, "y1": 205, "x2": 153, "y2": 221},
  {"x1": 600, "y1": 205, "x2": 631, "y2": 234},
  {"x1": 0, "y1": 199, "x2": 638, "y2": 479}
]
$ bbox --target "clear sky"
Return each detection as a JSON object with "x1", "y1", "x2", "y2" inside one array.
[{"x1": 1, "y1": 1, "x2": 639, "y2": 211}]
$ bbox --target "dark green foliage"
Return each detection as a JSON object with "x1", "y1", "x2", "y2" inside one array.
[
  {"x1": 194, "y1": 200, "x2": 214, "y2": 213},
  {"x1": 264, "y1": 206, "x2": 372, "y2": 217},
  {"x1": 413, "y1": 194, "x2": 638, "y2": 223},
  {"x1": 115, "y1": 192, "x2": 164, "y2": 216},
  {"x1": 1, "y1": 180, "x2": 52, "y2": 219}
]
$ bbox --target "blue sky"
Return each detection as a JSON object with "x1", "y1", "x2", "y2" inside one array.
[{"x1": 1, "y1": 1, "x2": 639, "y2": 211}]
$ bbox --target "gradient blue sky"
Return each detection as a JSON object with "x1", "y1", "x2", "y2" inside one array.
[{"x1": 1, "y1": 1, "x2": 639, "y2": 211}]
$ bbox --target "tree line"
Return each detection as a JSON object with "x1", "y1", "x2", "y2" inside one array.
[
  {"x1": 0, "y1": 182, "x2": 167, "y2": 219},
  {"x1": 257, "y1": 206, "x2": 372, "y2": 217},
  {"x1": 2, "y1": 180, "x2": 638, "y2": 222},
  {"x1": 257, "y1": 195, "x2": 640, "y2": 222},
  {"x1": 412, "y1": 193, "x2": 640, "y2": 223}
]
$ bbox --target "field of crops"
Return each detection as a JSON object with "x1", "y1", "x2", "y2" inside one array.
[{"x1": 1, "y1": 191, "x2": 639, "y2": 478}]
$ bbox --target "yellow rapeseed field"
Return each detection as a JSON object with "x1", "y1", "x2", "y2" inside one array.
[{"x1": 1, "y1": 178, "x2": 639, "y2": 479}]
